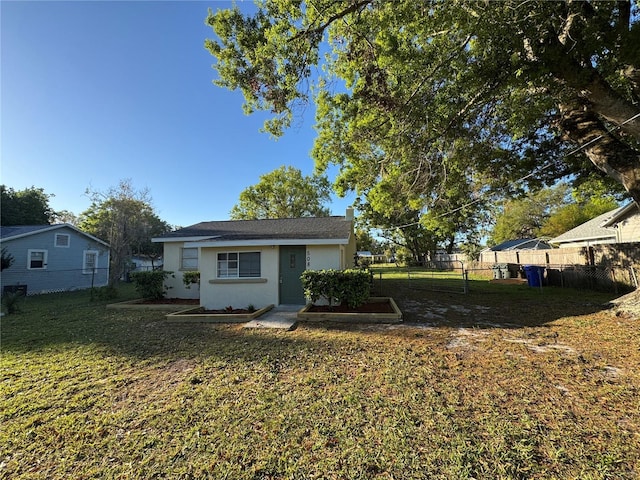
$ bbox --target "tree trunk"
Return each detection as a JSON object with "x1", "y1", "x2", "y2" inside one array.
[{"x1": 558, "y1": 100, "x2": 640, "y2": 207}]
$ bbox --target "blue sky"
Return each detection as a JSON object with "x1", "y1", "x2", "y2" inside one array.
[{"x1": 1, "y1": 0, "x2": 354, "y2": 227}]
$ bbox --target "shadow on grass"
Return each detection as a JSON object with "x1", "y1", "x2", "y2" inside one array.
[
  {"x1": 1, "y1": 279, "x2": 622, "y2": 360},
  {"x1": 381, "y1": 278, "x2": 619, "y2": 329}
]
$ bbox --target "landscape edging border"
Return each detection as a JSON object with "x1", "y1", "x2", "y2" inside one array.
[
  {"x1": 297, "y1": 297, "x2": 402, "y2": 323},
  {"x1": 165, "y1": 304, "x2": 275, "y2": 323}
]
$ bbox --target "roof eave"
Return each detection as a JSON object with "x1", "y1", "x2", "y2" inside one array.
[
  {"x1": 601, "y1": 202, "x2": 639, "y2": 227},
  {"x1": 549, "y1": 233, "x2": 617, "y2": 244},
  {"x1": 152, "y1": 236, "x2": 221, "y2": 243},
  {"x1": 185, "y1": 238, "x2": 350, "y2": 248}
]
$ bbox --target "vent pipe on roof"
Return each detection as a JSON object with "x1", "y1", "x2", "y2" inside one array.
[{"x1": 345, "y1": 207, "x2": 354, "y2": 221}]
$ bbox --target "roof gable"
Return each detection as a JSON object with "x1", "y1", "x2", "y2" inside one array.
[
  {"x1": 154, "y1": 216, "x2": 352, "y2": 244},
  {"x1": 549, "y1": 206, "x2": 627, "y2": 244},
  {"x1": 0, "y1": 224, "x2": 109, "y2": 247},
  {"x1": 601, "y1": 202, "x2": 639, "y2": 227}
]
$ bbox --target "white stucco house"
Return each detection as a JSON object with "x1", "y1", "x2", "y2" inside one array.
[
  {"x1": 549, "y1": 202, "x2": 640, "y2": 248},
  {"x1": 152, "y1": 210, "x2": 357, "y2": 309}
]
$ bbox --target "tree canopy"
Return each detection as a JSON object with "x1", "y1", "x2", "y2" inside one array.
[
  {"x1": 1, "y1": 185, "x2": 56, "y2": 226},
  {"x1": 79, "y1": 180, "x2": 171, "y2": 285},
  {"x1": 206, "y1": 0, "x2": 639, "y2": 244},
  {"x1": 230, "y1": 165, "x2": 332, "y2": 219}
]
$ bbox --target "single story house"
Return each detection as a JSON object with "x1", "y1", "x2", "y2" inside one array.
[
  {"x1": 152, "y1": 209, "x2": 357, "y2": 309},
  {"x1": 549, "y1": 202, "x2": 640, "y2": 248},
  {"x1": 0, "y1": 224, "x2": 110, "y2": 295}
]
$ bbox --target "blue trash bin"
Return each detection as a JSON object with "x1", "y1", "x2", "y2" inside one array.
[{"x1": 524, "y1": 265, "x2": 545, "y2": 287}]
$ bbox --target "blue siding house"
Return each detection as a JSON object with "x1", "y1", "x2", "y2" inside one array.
[{"x1": 0, "y1": 224, "x2": 110, "y2": 295}]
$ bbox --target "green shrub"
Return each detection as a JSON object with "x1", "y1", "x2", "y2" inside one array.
[
  {"x1": 301, "y1": 269, "x2": 371, "y2": 308},
  {"x1": 130, "y1": 271, "x2": 174, "y2": 300},
  {"x1": 182, "y1": 271, "x2": 200, "y2": 289},
  {"x1": 91, "y1": 285, "x2": 119, "y2": 301}
]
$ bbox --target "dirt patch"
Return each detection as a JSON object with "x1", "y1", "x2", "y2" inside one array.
[{"x1": 113, "y1": 358, "x2": 196, "y2": 408}]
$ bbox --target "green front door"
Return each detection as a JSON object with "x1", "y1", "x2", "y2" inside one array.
[{"x1": 279, "y1": 246, "x2": 306, "y2": 304}]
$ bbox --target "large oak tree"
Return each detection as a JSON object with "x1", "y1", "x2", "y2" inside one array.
[{"x1": 205, "y1": 0, "x2": 639, "y2": 217}]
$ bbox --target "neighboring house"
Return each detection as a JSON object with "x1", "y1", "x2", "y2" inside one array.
[
  {"x1": 130, "y1": 255, "x2": 163, "y2": 272},
  {"x1": 152, "y1": 209, "x2": 357, "y2": 309},
  {"x1": 549, "y1": 203, "x2": 640, "y2": 248},
  {"x1": 0, "y1": 224, "x2": 110, "y2": 295}
]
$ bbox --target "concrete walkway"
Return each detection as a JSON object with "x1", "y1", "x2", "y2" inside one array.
[{"x1": 243, "y1": 305, "x2": 302, "y2": 331}]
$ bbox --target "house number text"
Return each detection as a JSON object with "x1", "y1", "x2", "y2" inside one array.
[{"x1": 306, "y1": 249, "x2": 311, "y2": 268}]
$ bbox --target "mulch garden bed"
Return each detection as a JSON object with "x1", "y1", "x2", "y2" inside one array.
[
  {"x1": 137, "y1": 298, "x2": 199, "y2": 305},
  {"x1": 183, "y1": 308, "x2": 255, "y2": 315},
  {"x1": 306, "y1": 301, "x2": 396, "y2": 313}
]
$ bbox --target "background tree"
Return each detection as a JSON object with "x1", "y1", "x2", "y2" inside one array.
[
  {"x1": 53, "y1": 210, "x2": 80, "y2": 226},
  {"x1": 230, "y1": 165, "x2": 331, "y2": 219},
  {"x1": 1, "y1": 185, "x2": 56, "y2": 225},
  {"x1": 489, "y1": 185, "x2": 570, "y2": 245},
  {"x1": 489, "y1": 183, "x2": 620, "y2": 245},
  {"x1": 206, "y1": 0, "x2": 639, "y2": 237},
  {"x1": 79, "y1": 180, "x2": 172, "y2": 285},
  {"x1": 355, "y1": 227, "x2": 383, "y2": 253},
  {"x1": 539, "y1": 180, "x2": 620, "y2": 238}
]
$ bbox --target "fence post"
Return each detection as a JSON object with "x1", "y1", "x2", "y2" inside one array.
[{"x1": 463, "y1": 269, "x2": 469, "y2": 294}]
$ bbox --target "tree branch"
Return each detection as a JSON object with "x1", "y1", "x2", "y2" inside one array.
[{"x1": 292, "y1": 0, "x2": 373, "y2": 42}]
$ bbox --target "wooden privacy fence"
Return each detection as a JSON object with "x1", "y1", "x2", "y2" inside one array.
[
  {"x1": 476, "y1": 243, "x2": 640, "y2": 268},
  {"x1": 435, "y1": 242, "x2": 639, "y2": 291}
]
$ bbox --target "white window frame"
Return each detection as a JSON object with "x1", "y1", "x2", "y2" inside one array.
[
  {"x1": 54, "y1": 233, "x2": 71, "y2": 248},
  {"x1": 83, "y1": 250, "x2": 99, "y2": 274},
  {"x1": 181, "y1": 247, "x2": 198, "y2": 270},
  {"x1": 217, "y1": 251, "x2": 261, "y2": 278},
  {"x1": 27, "y1": 249, "x2": 48, "y2": 270}
]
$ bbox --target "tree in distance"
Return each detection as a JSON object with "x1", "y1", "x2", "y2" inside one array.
[
  {"x1": 1, "y1": 185, "x2": 56, "y2": 226},
  {"x1": 79, "y1": 179, "x2": 172, "y2": 285},
  {"x1": 230, "y1": 165, "x2": 332, "y2": 219},
  {"x1": 489, "y1": 182, "x2": 620, "y2": 245}
]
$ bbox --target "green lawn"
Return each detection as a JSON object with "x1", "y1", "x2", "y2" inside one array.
[{"x1": 2, "y1": 279, "x2": 639, "y2": 479}]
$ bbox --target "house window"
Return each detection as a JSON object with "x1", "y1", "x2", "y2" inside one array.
[
  {"x1": 217, "y1": 252, "x2": 260, "y2": 278},
  {"x1": 55, "y1": 233, "x2": 70, "y2": 248},
  {"x1": 83, "y1": 250, "x2": 99, "y2": 274},
  {"x1": 181, "y1": 248, "x2": 198, "y2": 270},
  {"x1": 28, "y1": 249, "x2": 48, "y2": 270}
]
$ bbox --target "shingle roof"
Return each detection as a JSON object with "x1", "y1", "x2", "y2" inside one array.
[
  {"x1": 154, "y1": 216, "x2": 352, "y2": 242},
  {"x1": 549, "y1": 206, "x2": 625, "y2": 244}
]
